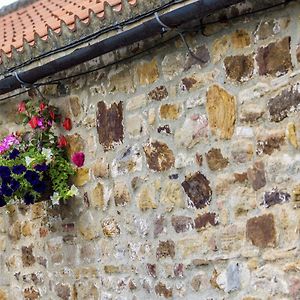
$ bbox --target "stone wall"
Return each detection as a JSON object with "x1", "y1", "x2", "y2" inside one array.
[{"x1": 1, "y1": 1, "x2": 300, "y2": 299}]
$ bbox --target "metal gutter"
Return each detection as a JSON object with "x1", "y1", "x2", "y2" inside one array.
[{"x1": 0, "y1": 0, "x2": 244, "y2": 95}]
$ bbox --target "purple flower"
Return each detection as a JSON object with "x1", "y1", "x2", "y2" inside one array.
[
  {"x1": 9, "y1": 149, "x2": 20, "y2": 159},
  {"x1": 24, "y1": 193, "x2": 34, "y2": 205},
  {"x1": 0, "y1": 166, "x2": 11, "y2": 178},
  {"x1": 0, "y1": 196, "x2": 6, "y2": 207},
  {"x1": 33, "y1": 181, "x2": 46, "y2": 194},
  {"x1": 34, "y1": 163, "x2": 47, "y2": 172},
  {"x1": 24, "y1": 170, "x2": 39, "y2": 185},
  {"x1": 1, "y1": 184, "x2": 13, "y2": 197},
  {"x1": 10, "y1": 179, "x2": 20, "y2": 192},
  {"x1": 12, "y1": 165, "x2": 26, "y2": 175}
]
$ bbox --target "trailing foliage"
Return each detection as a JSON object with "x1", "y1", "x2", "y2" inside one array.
[{"x1": 0, "y1": 99, "x2": 85, "y2": 206}]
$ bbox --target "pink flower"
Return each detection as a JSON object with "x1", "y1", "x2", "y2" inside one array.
[
  {"x1": 0, "y1": 134, "x2": 19, "y2": 154},
  {"x1": 71, "y1": 152, "x2": 85, "y2": 167}
]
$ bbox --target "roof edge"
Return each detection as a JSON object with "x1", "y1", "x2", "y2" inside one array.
[{"x1": 0, "y1": 0, "x2": 37, "y2": 17}]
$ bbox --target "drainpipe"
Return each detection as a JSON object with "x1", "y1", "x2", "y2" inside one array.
[{"x1": 0, "y1": 0, "x2": 244, "y2": 95}]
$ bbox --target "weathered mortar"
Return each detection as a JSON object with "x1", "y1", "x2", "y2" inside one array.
[{"x1": 1, "y1": 1, "x2": 300, "y2": 299}]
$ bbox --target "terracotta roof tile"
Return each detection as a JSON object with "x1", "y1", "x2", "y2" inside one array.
[{"x1": 0, "y1": 0, "x2": 136, "y2": 55}]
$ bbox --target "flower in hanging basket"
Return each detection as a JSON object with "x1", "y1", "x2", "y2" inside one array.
[
  {"x1": 18, "y1": 101, "x2": 26, "y2": 113},
  {"x1": 57, "y1": 135, "x2": 67, "y2": 148},
  {"x1": 71, "y1": 152, "x2": 85, "y2": 167},
  {"x1": 63, "y1": 117, "x2": 72, "y2": 131},
  {"x1": 0, "y1": 99, "x2": 84, "y2": 207},
  {"x1": 28, "y1": 116, "x2": 39, "y2": 129}
]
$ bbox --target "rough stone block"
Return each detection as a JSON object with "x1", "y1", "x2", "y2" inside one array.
[
  {"x1": 256, "y1": 37, "x2": 292, "y2": 76},
  {"x1": 246, "y1": 214, "x2": 276, "y2": 248},
  {"x1": 97, "y1": 101, "x2": 124, "y2": 151},
  {"x1": 206, "y1": 85, "x2": 236, "y2": 139},
  {"x1": 224, "y1": 54, "x2": 254, "y2": 82}
]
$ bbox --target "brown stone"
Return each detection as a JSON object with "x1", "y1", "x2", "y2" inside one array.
[
  {"x1": 240, "y1": 105, "x2": 264, "y2": 123},
  {"x1": 22, "y1": 245, "x2": 35, "y2": 267},
  {"x1": 154, "y1": 215, "x2": 165, "y2": 238},
  {"x1": 108, "y1": 66, "x2": 135, "y2": 93},
  {"x1": 191, "y1": 275, "x2": 202, "y2": 291},
  {"x1": 297, "y1": 45, "x2": 300, "y2": 62},
  {"x1": 97, "y1": 101, "x2": 123, "y2": 151},
  {"x1": 0, "y1": 289, "x2": 7, "y2": 300},
  {"x1": 256, "y1": 37, "x2": 292, "y2": 76},
  {"x1": 184, "y1": 45, "x2": 210, "y2": 70},
  {"x1": 224, "y1": 55, "x2": 254, "y2": 82},
  {"x1": 182, "y1": 172, "x2": 212, "y2": 209},
  {"x1": 234, "y1": 172, "x2": 248, "y2": 183},
  {"x1": 212, "y1": 35, "x2": 229, "y2": 63},
  {"x1": 147, "y1": 263, "x2": 156, "y2": 278},
  {"x1": 23, "y1": 287, "x2": 40, "y2": 300},
  {"x1": 206, "y1": 148, "x2": 229, "y2": 171},
  {"x1": 90, "y1": 182, "x2": 104, "y2": 209},
  {"x1": 22, "y1": 222, "x2": 32, "y2": 237},
  {"x1": 73, "y1": 167, "x2": 90, "y2": 187},
  {"x1": 148, "y1": 86, "x2": 168, "y2": 101},
  {"x1": 181, "y1": 77, "x2": 197, "y2": 92},
  {"x1": 194, "y1": 212, "x2": 218, "y2": 231},
  {"x1": 92, "y1": 159, "x2": 109, "y2": 178},
  {"x1": 102, "y1": 218, "x2": 120, "y2": 237},
  {"x1": 206, "y1": 85, "x2": 236, "y2": 139},
  {"x1": 256, "y1": 133, "x2": 285, "y2": 155},
  {"x1": 156, "y1": 240, "x2": 175, "y2": 259},
  {"x1": 129, "y1": 280, "x2": 137, "y2": 290},
  {"x1": 246, "y1": 214, "x2": 276, "y2": 248},
  {"x1": 231, "y1": 29, "x2": 250, "y2": 48},
  {"x1": 137, "y1": 184, "x2": 158, "y2": 211},
  {"x1": 155, "y1": 282, "x2": 173, "y2": 298},
  {"x1": 174, "y1": 263, "x2": 184, "y2": 278},
  {"x1": 9, "y1": 220, "x2": 21, "y2": 241},
  {"x1": 144, "y1": 141, "x2": 175, "y2": 172},
  {"x1": 66, "y1": 133, "x2": 84, "y2": 158},
  {"x1": 160, "y1": 180, "x2": 184, "y2": 211},
  {"x1": 247, "y1": 161, "x2": 266, "y2": 191},
  {"x1": 114, "y1": 181, "x2": 130, "y2": 206},
  {"x1": 171, "y1": 216, "x2": 194, "y2": 233},
  {"x1": 268, "y1": 85, "x2": 300, "y2": 122},
  {"x1": 231, "y1": 141, "x2": 254, "y2": 163},
  {"x1": 69, "y1": 96, "x2": 81, "y2": 117},
  {"x1": 136, "y1": 59, "x2": 159, "y2": 85},
  {"x1": 287, "y1": 122, "x2": 298, "y2": 148},
  {"x1": 195, "y1": 153, "x2": 203, "y2": 166},
  {"x1": 55, "y1": 283, "x2": 71, "y2": 300},
  {"x1": 160, "y1": 104, "x2": 180, "y2": 120}
]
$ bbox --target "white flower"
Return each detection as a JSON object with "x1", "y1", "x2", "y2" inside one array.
[
  {"x1": 25, "y1": 156, "x2": 34, "y2": 166},
  {"x1": 66, "y1": 185, "x2": 79, "y2": 197},
  {"x1": 42, "y1": 148, "x2": 53, "y2": 163},
  {"x1": 50, "y1": 192, "x2": 60, "y2": 205}
]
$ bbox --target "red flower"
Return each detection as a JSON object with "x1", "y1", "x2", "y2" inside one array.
[
  {"x1": 39, "y1": 102, "x2": 46, "y2": 111},
  {"x1": 49, "y1": 110, "x2": 55, "y2": 120},
  {"x1": 58, "y1": 135, "x2": 67, "y2": 148},
  {"x1": 63, "y1": 117, "x2": 72, "y2": 131},
  {"x1": 18, "y1": 101, "x2": 26, "y2": 113},
  {"x1": 71, "y1": 152, "x2": 85, "y2": 167},
  {"x1": 28, "y1": 116, "x2": 39, "y2": 129}
]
